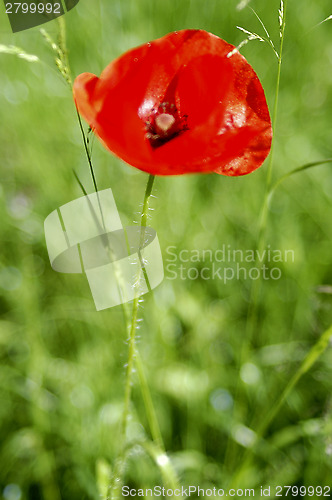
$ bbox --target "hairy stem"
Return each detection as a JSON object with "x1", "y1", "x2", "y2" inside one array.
[
  {"x1": 121, "y1": 174, "x2": 155, "y2": 440},
  {"x1": 110, "y1": 175, "x2": 155, "y2": 499}
]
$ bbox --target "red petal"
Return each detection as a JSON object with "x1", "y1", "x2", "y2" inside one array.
[
  {"x1": 176, "y1": 54, "x2": 234, "y2": 128},
  {"x1": 73, "y1": 73, "x2": 99, "y2": 126}
]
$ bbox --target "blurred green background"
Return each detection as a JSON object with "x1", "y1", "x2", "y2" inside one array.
[{"x1": 1, "y1": 0, "x2": 332, "y2": 498}]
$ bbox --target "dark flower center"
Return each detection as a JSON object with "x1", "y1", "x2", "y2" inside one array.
[{"x1": 145, "y1": 102, "x2": 188, "y2": 148}]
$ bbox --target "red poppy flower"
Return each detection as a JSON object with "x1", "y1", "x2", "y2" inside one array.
[{"x1": 73, "y1": 29, "x2": 272, "y2": 176}]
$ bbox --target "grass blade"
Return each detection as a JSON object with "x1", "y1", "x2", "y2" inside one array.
[
  {"x1": 268, "y1": 158, "x2": 332, "y2": 203},
  {"x1": 261, "y1": 324, "x2": 332, "y2": 435},
  {"x1": 230, "y1": 324, "x2": 332, "y2": 487}
]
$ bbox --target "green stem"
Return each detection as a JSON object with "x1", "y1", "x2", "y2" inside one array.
[
  {"x1": 111, "y1": 175, "x2": 155, "y2": 499},
  {"x1": 135, "y1": 351, "x2": 164, "y2": 448},
  {"x1": 141, "y1": 174, "x2": 155, "y2": 227},
  {"x1": 47, "y1": 19, "x2": 98, "y2": 194},
  {"x1": 121, "y1": 175, "x2": 155, "y2": 440},
  {"x1": 75, "y1": 108, "x2": 99, "y2": 193},
  {"x1": 121, "y1": 175, "x2": 155, "y2": 441},
  {"x1": 113, "y1": 175, "x2": 178, "y2": 495}
]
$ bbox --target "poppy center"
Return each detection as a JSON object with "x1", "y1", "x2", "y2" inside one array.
[{"x1": 145, "y1": 102, "x2": 188, "y2": 148}]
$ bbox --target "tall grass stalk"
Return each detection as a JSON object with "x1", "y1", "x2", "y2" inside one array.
[
  {"x1": 248, "y1": 0, "x2": 288, "y2": 343},
  {"x1": 45, "y1": 19, "x2": 178, "y2": 495},
  {"x1": 225, "y1": 0, "x2": 288, "y2": 472}
]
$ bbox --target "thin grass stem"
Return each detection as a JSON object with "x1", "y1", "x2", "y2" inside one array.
[
  {"x1": 224, "y1": 0, "x2": 289, "y2": 471},
  {"x1": 47, "y1": 20, "x2": 177, "y2": 494}
]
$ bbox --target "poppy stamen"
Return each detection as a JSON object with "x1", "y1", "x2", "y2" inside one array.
[
  {"x1": 145, "y1": 102, "x2": 188, "y2": 148},
  {"x1": 155, "y1": 113, "x2": 176, "y2": 134}
]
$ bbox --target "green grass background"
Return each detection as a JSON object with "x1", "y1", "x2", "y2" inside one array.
[{"x1": 1, "y1": 0, "x2": 332, "y2": 498}]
